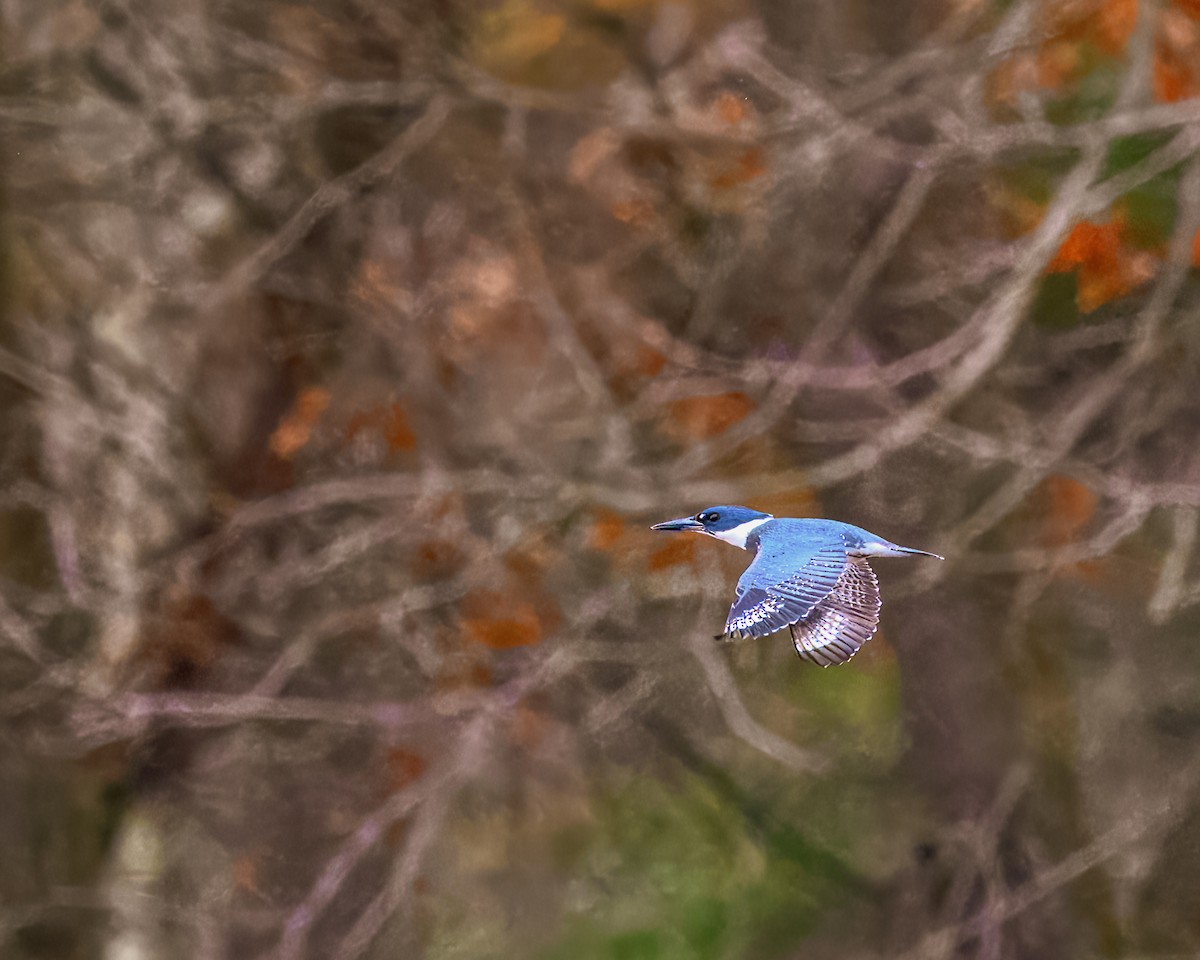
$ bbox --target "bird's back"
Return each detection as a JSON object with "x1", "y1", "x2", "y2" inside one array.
[{"x1": 749, "y1": 518, "x2": 871, "y2": 557}]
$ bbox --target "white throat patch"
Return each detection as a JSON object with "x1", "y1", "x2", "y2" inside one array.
[{"x1": 710, "y1": 516, "x2": 771, "y2": 549}]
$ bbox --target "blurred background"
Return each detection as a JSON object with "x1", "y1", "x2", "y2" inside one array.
[{"x1": 4, "y1": 0, "x2": 1200, "y2": 958}]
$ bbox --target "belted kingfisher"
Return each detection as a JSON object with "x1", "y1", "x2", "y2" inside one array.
[{"x1": 651, "y1": 506, "x2": 942, "y2": 666}]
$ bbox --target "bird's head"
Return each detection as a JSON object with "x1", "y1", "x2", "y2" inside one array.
[{"x1": 650, "y1": 505, "x2": 773, "y2": 549}]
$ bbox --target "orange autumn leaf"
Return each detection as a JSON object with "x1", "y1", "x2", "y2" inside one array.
[
  {"x1": 1047, "y1": 218, "x2": 1152, "y2": 312},
  {"x1": 464, "y1": 613, "x2": 542, "y2": 649},
  {"x1": 269, "y1": 386, "x2": 330, "y2": 459},
  {"x1": 713, "y1": 91, "x2": 752, "y2": 125},
  {"x1": 1049, "y1": 219, "x2": 1123, "y2": 271},
  {"x1": 232, "y1": 855, "x2": 263, "y2": 895},
  {"x1": 985, "y1": 176, "x2": 1047, "y2": 236},
  {"x1": 666, "y1": 392, "x2": 754, "y2": 441},
  {"x1": 1076, "y1": 268, "x2": 1131, "y2": 312},
  {"x1": 589, "y1": 507, "x2": 627, "y2": 551},
  {"x1": 612, "y1": 197, "x2": 656, "y2": 225},
  {"x1": 1154, "y1": 43, "x2": 1200, "y2": 101},
  {"x1": 1040, "y1": 0, "x2": 1093, "y2": 38},
  {"x1": 437, "y1": 660, "x2": 494, "y2": 692},
  {"x1": 569, "y1": 127, "x2": 620, "y2": 184},
  {"x1": 1095, "y1": 0, "x2": 1138, "y2": 55},
  {"x1": 344, "y1": 408, "x2": 374, "y2": 441},
  {"x1": 384, "y1": 404, "x2": 417, "y2": 451},
  {"x1": 353, "y1": 257, "x2": 407, "y2": 310},
  {"x1": 1041, "y1": 0, "x2": 1137, "y2": 55},
  {"x1": 710, "y1": 147, "x2": 768, "y2": 190},
  {"x1": 1039, "y1": 474, "x2": 1098, "y2": 547},
  {"x1": 511, "y1": 702, "x2": 550, "y2": 748},
  {"x1": 295, "y1": 387, "x2": 330, "y2": 420},
  {"x1": 495, "y1": 540, "x2": 565, "y2": 635},
  {"x1": 345, "y1": 401, "x2": 418, "y2": 453},
  {"x1": 647, "y1": 536, "x2": 696, "y2": 571},
  {"x1": 987, "y1": 51, "x2": 1041, "y2": 109},
  {"x1": 634, "y1": 343, "x2": 667, "y2": 378},
  {"x1": 607, "y1": 341, "x2": 669, "y2": 398},
  {"x1": 1065, "y1": 557, "x2": 1110, "y2": 586},
  {"x1": 1191, "y1": 227, "x2": 1200, "y2": 265},
  {"x1": 473, "y1": 0, "x2": 566, "y2": 75},
  {"x1": 1155, "y1": 9, "x2": 1200, "y2": 100},
  {"x1": 503, "y1": 539, "x2": 555, "y2": 583},
  {"x1": 462, "y1": 590, "x2": 543, "y2": 649},
  {"x1": 1037, "y1": 39, "x2": 1082, "y2": 89},
  {"x1": 1002, "y1": 0, "x2": 1136, "y2": 100},
  {"x1": 385, "y1": 746, "x2": 428, "y2": 791},
  {"x1": 410, "y1": 539, "x2": 466, "y2": 582},
  {"x1": 1176, "y1": 0, "x2": 1200, "y2": 17}
]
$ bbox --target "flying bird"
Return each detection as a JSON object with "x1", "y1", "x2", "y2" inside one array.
[{"x1": 650, "y1": 505, "x2": 942, "y2": 666}]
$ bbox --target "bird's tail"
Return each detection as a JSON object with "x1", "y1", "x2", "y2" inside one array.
[
  {"x1": 857, "y1": 541, "x2": 944, "y2": 560},
  {"x1": 892, "y1": 545, "x2": 944, "y2": 560}
]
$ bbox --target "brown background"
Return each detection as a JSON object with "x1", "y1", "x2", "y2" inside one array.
[{"x1": 3, "y1": 1, "x2": 1200, "y2": 958}]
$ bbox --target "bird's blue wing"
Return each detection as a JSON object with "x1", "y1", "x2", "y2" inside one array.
[
  {"x1": 789, "y1": 557, "x2": 881, "y2": 666},
  {"x1": 724, "y1": 541, "x2": 849, "y2": 639}
]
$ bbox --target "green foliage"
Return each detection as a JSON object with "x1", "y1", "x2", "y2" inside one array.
[
  {"x1": 535, "y1": 773, "x2": 858, "y2": 960},
  {"x1": 783, "y1": 658, "x2": 905, "y2": 765},
  {"x1": 1102, "y1": 132, "x2": 1177, "y2": 180},
  {"x1": 1122, "y1": 182, "x2": 1176, "y2": 249},
  {"x1": 528, "y1": 660, "x2": 910, "y2": 960},
  {"x1": 1043, "y1": 45, "x2": 1123, "y2": 125},
  {"x1": 1105, "y1": 132, "x2": 1184, "y2": 249},
  {"x1": 1030, "y1": 272, "x2": 1081, "y2": 329}
]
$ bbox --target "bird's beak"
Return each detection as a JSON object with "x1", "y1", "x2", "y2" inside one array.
[{"x1": 650, "y1": 516, "x2": 704, "y2": 532}]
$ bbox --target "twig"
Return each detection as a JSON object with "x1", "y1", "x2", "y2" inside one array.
[
  {"x1": 327, "y1": 717, "x2": 491, "y2": 960},
  {"x1": 275, "y1": 771, "x2": 446, "y2": 960},
  {"x1": 687, "y1": 628, "x2": 827, "y2": 774},
  {"x1": 805, "y1": 141, "x2": 1109, "y2": 489},
  {"x1": 891, "y1": 757, "x2": 1200, "y2": 960},
  {"x1": 202, "y1": 95, "x2": 453, "y2": 310},
  {"x1": 1147, "y1": 507, "x2": 1199, "y2": 624}
]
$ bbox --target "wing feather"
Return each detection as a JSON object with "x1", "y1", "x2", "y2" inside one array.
[
  {"x1": 789, "y1": 558, "x2": 881, "y2": 666},
  {"x1": 723, "y1": 543, "x2": 848, "y2": 638}
]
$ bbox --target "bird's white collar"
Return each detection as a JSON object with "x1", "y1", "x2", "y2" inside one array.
[{"x1": 709, "y1": 516, "x2": 772, "y2": 549}]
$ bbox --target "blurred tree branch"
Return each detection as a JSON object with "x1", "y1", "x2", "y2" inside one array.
[{"x1": 6, "y1": 0, "x2": 1200, "y2": 957}]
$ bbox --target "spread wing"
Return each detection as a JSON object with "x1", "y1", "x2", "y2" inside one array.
[
  {"x1": 789, "y1": 558, "x2": 881, "y2": 667},
  {"x1": 724, "y1": 543, "x2": 850, "y2": 639}
]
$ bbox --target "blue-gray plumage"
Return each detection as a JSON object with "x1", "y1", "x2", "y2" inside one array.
[{"x1": 650, "y1": 505, "x2": 942, "y2": 666}]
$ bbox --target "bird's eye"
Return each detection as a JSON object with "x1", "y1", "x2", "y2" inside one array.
[{"x1": 708, "y1": 512, "x2": 720, "y2": 522}]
